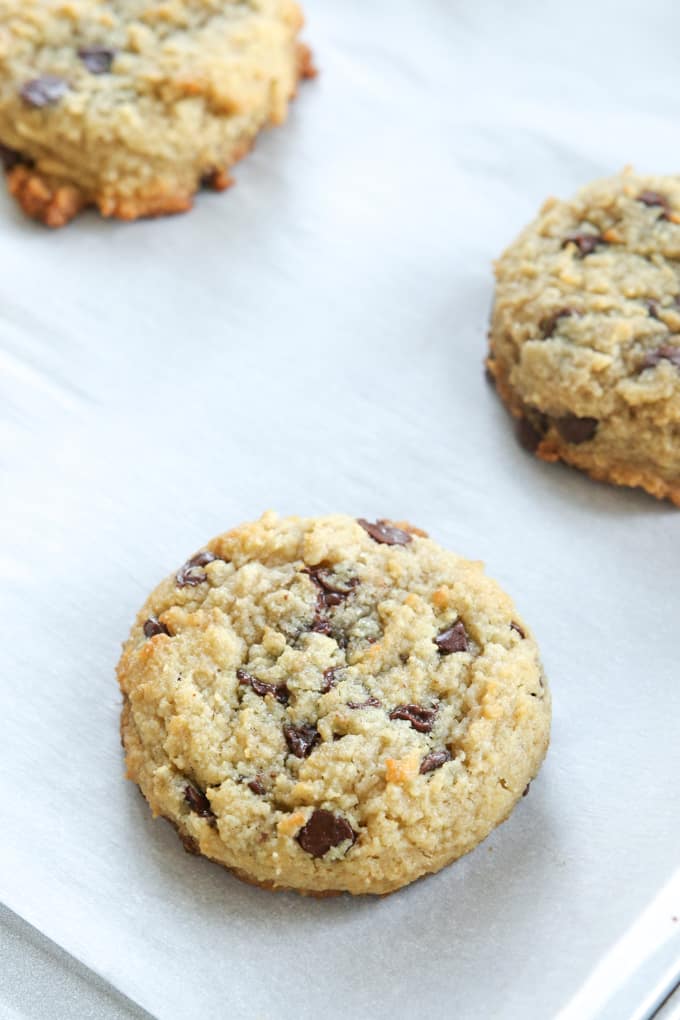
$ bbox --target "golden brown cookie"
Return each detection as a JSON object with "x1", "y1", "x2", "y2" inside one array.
[
  {"x1": 488, "y1": 170, "x2": 680, "y2": 505},
  {"x1": 0, "y1": 0, "x2": 314, "y2": 226},
  {"x1": 118, "y1": 512, "x2": 551, "y2": 896}
]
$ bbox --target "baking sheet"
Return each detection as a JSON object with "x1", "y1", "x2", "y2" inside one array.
[{"x1": 1, "y1": 1, "x2": 679, "y2": 1017}]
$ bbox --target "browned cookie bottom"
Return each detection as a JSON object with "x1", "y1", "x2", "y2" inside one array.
[
  {"x1": 2, "y1": 42, "x2": 315, "y2": 228},
  {"x1": 486, "y1": 352, "x2": 680, "y2": 507}
]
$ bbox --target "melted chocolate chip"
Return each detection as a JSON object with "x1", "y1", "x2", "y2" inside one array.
[
  {"x1": 510, "y1": 621, "x2": 526, "y2": 638},
  {"x1": 347, "y1": 697, "x2": 381, "y2": 709},
  {"x1": 176, "y1": 550, "x2": 218, "y2": 588},
  {"x1": 184, "y1": 785, "x2": 214, "y2": 819},
  {"x1": 637, "y1": 190, "x2": 670, "y2": 216},
  {"x1": 642, "y1": 345, "x2": 680, "y2": 369},
  {"x1": 419, "y1": 749, "x2": 451, "y2": 774},
  {"x1": 283, "y1": 723, "x2": 320, "y2": 758},
  {"x1": 77, "y1": 46, "x2": 116, "y2": 74},
  {"x1": 540, "y1": 307, "x2": 579, "y2": 339},
  {"x1": 237, "y1": 669, "x2": 289, "y2": 705},
  {"x1": 296, "y1": 809, "x2": 357, "y2": 858},
  {"x1": 20, "y1": 76, "x2": 68, "y2": 108},
  {"x1": 321, "y1": 667, "x2": 341, "y2": 692},
  {"x1": 310, "y1": 590, "x2": 333, "y2": 635},
  {"x1": 562, "y1": 232, "x2": 602, "y2": 257},
  {"x1": 247, "y1": 778, "x2": 266, "y2": 795},
  {"x1": 143, "y1": 616, "x2": 170, "y2": 638},
  {"x1": 389, "y1": 703, "x2": 437, "y2": 733},
  {"x1": 435, "y1": 620, "x2": 469, "y2": 654},
  {"x1": 555, "y1": 414, "x2": 598, "y2": 444},
  {"x1": 357, "y1": 518, "x2": 413, "y2": 546},
  {"x1": 305, "y1": 567, "x2": 358, "y2": 598},
  {"x1": 0, "y1": 143, "x2": 24, "y2": 171}
]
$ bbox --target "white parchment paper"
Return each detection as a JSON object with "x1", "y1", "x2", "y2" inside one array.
[{"x1": 1, "y1": 2, "x2": 679, "y2": 1017}]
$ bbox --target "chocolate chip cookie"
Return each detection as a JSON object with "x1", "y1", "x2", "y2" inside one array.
[
  {"x1": 488, "y1": 170, "x2": 680, "y2": 505},
  {"x1": 0, "y1": 1, "x2": 314, "y2": 227},
  {"x1": 117, "y1": 512, "x2": 550, "y2": 896}
]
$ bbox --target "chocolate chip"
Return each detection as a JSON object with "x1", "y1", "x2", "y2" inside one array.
[
  {"x1": 176, "y1": 550, "x2": 218, "y2": 588},
  {"x1": 305, "y1": 567, "x2": 358, "y2": 598},
  {"x1": 283, "y1": 723, "x2": 320, "y2": 758},
  {"x1": 539, "y1": 307, "x2": 579, "y2": 339},
  {"x1": 247, "y1": 778, "x2": 266, "y2": 795},
  {"x1": 389, "y1": 703, "x2": 437, "y2": 733},
  {"x1": 0, "y1": 143, "x2": 24, "y2": 171},
  {"x1": 510, "y1": 621, "x2": 526, "y2": 638},
  {"x1": 637, "y1": 190, "x2": 670, "y2": 216},
  {"x1": 296, "y1": 809, "x2": 356, "y2": 858},
  {"x1": 347, "y1": 697, "x2": 381, "y2": 709},
  {"x1": 143, "y1": 616, "x2": 170, "y2": 638},
  {"x1": 77, "y1": 47, "x2": 116, "y2": 74},
  {"x1": 522, "y1": 782, "x2": 531, "y2": 797},
  {"x1": 310, "y1": 590, "x2": 333, "y2": 635},
  {"x1": 642, "y1": 345, "x2": 680, "y2": 369},
  {"x1": 555, "y1": 414, "x2": 598, "y2": 443},
  {"x1": 184, "y1": 785, "x2": 214, "y2": 819},
  {"x1": 435, "y1": 620, "x2": 468, "y2": 654},
  {"x1": 178, "y1": 831, "x2": 200, "y2": 854},
  {"x1": 645, "y1": 300, "x2": 660, "y2": 320},
  {"x1": 357, "y1": 518, "x2": 412, "y2": 546},
  {"x1": 562, "y1": 232, "x2": 602, "y2": 257},
  {"x1": 20, "y1": 76, "x2": 68, "y2": 108},
  {"x1": 321, "y1": 667, "x2": 341, "y2": 692},
  {"x1": 237, "y1": 669, "x2": 289, "y2": 705},
  {"x1": 515, "y1": 410, "x2": 546, "y2": 450},
  {"x1": 419, "y1": 749, "x2": 451, "y2": 774}
]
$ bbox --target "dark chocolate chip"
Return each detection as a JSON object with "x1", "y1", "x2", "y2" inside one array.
[
  {"x1": 419, "y1": 749, "x2": 451, "y2": 774},
  {"x1": 434, "y1": 620, "x2": 468, "y2": 654},
  {"x1": 143, "y1": 616, "x2": 170, "y2": 638},
  {"x1": 555, "y1": 414, "x2": 598, "y2": 444},
  {"x1": 522, "y1": 782, "x2": 531, "y2": 797},
  {"x1": 321, "y1": 667, "x2": 341, "y2": 692},
  {"x1": 642, "y1": 345, "x2": 680, "y2": 369},
  {"x1": 237, "y1": 668, "x2": 289, "y2": 705},
  {"x1": 305, "y1": 567, "x2": 358, "y2": 598},
  {"x1": 283, "y1": 723, "x2": 320, "y2": 758},
  {"x1": 562, "y1": 232, "x2": 602, "y2": 257},
  {"x1": 247, "y1": 778, "x2": 266, "y2": 795},
  {"x1": 637, "y1": 190, "x2": 670, "y2": 216},
  {"x1": 77, "y1": 46, "x2": 116, "y2": 74},
  {"x1": 20, "y1": 76, "x2": 68, "y2": 108},
  {"x1": 347, "y1": 697, "x2": 381, "y2": 709},
  {"x1": 296, "y1": 809, "x2": 356, "y2": 858},
  {"x1": 357, "y1": 518, "x2": 413, "y2": 546},
  {"x1": 510, "y1": 621, "x2": 526, "y2": 638},
  {"x1": 310, "y1": 590, "x2": 333, "y2": 635},
  {"x1": 539, "y1": 306, "x2": 579, "y2": 339},
  {"x1": 0, "y1": 143, "x2": 24, "y2": 171},
  {"x1": 178, "y1": 831, "x2": 200, "y2": 854},
  {"x1": 517, "y1": 416, "x2": 544, "y2": 453},
  {"x1": 176, "y1": 550, "x2": 218, "y2": 588},
  {"x1": 389, "y1": 703, "x2": 437, "y2": 733},
  {"x1": 184, "y1": 785, "x2": 214, "y2": 819}
]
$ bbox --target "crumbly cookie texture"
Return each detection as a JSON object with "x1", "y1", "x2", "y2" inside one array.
[
  {"x1": 488, "y1": 171, "x2": 680, "y2": 506},
  {"x1": 117, "y1": 512, "x2": 550, "y2": 897},
  {"x1": 0, "y1": 0, "x2": 314, "y2": 227}
]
